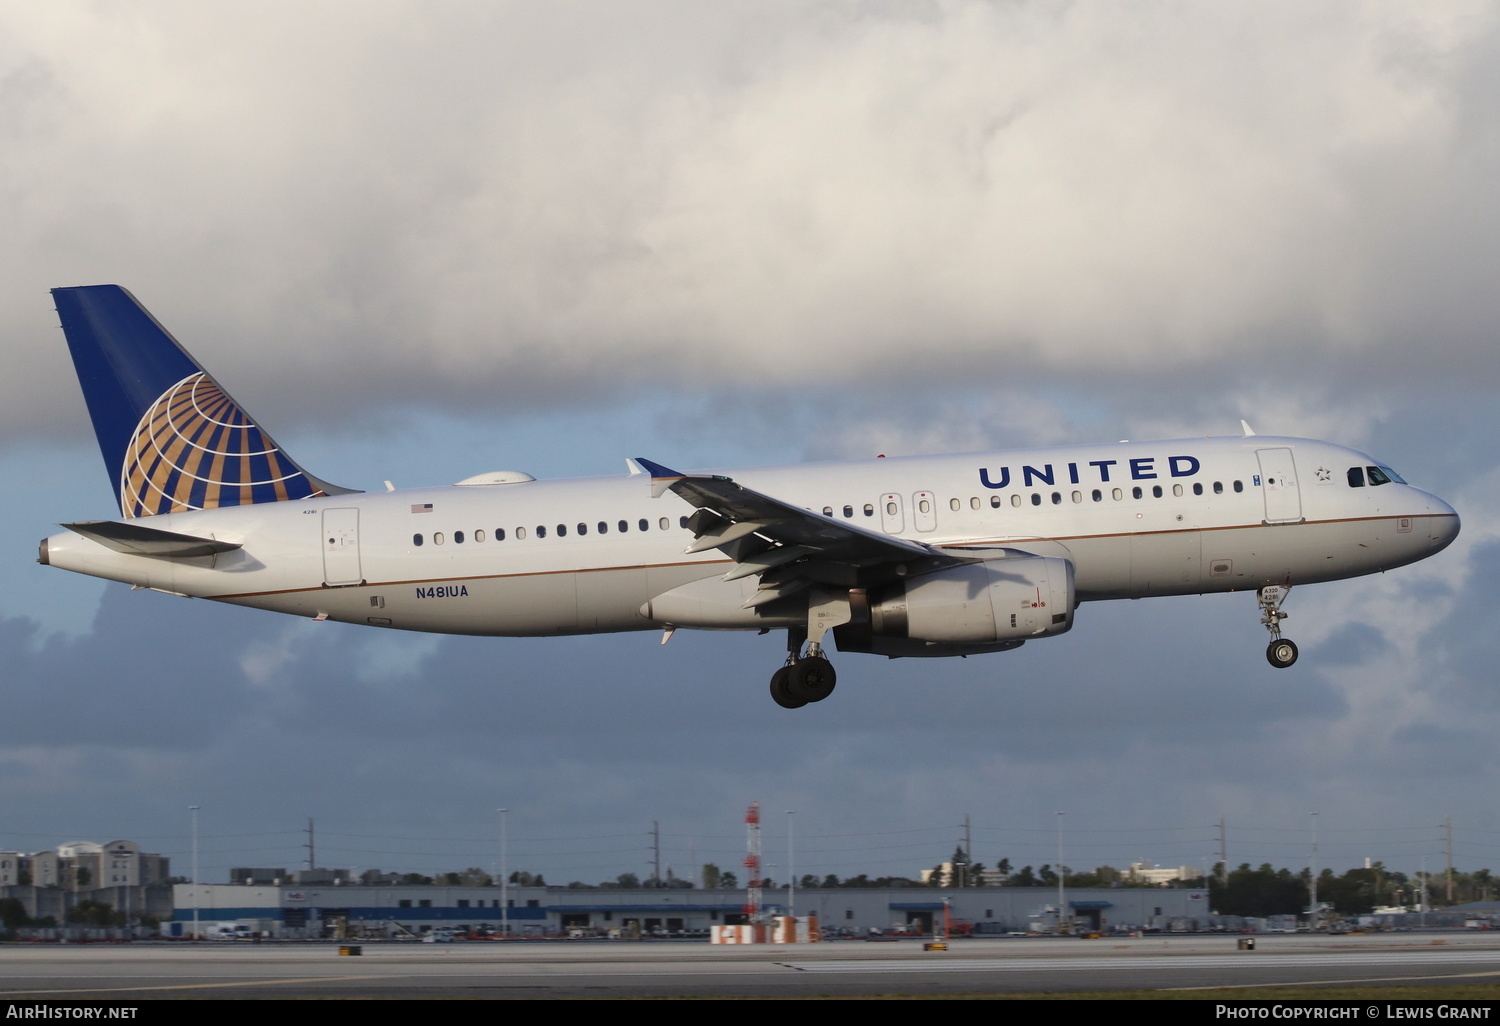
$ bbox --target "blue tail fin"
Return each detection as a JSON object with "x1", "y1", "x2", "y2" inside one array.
[{"x1": 52, "y1": 285, "x2": 355, "y2": 518}]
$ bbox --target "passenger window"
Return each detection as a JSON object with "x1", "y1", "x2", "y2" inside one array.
[
  {"x1": 1173, "y1": 484, "x2": 1183, "y2": 497},
  {"x1": 1152, "y1": 485, "x2": 1162, "y2": 498},
  {"x1": 1214, "y1": 482, "x2": 1224, "y2": 494},
  {"x1": 577, "y1": 523, "x2": 587, "y2": 535},
  {"x1": 949, "y1": 498, "x2": 960, "y2": 512},
  {"x1": 1011, "y1": 495, "x2": 1021, "y2": 507},
  {"x1": 970, "y1": 497, "x2": 981, "y2": 510},
  {"x1": 1192, "y1": 483, "x2": 1202, "y2": 496},
  {"x1": 475, "y1": 529, "x2": 485, "y2": 542},
  {"x1": 886, "y1": 501, "x2": 897, "y2": 515},
  {"x1": 619, "y1": 520, "x2": 629, "y2": 532},
  {"x1": 863, "y1": 504, "x2": 874, "y2": 517},
  {"x1": 991, "y1": 496, "x2": 1002, "y2": 508},
  {"x1": 434, "y1": 532, "x2": 445, "y2": 545},
  {"x1": 639, "y1": 519, "x2": 649, "y2": 531},
  {"x1": 823, "y1": 506, "x2": 834, "y2": 516},
  {"x1": 1031, "y1": 493, "x2": 1041, "y2": 506},
  {"x1": 1051, "y1": 492, "x2": 1061, "y2": 505},
  {"x1": 598, "y1": 522, "x2": 608, "y2": 534},
  {"x1": 659, "y1": 517, "x2": 669, "y2": 530},
  {"x1": 1233, "y1": 480, "x2": 1243, "y2": 492},
  {"x1": 536, "y1": 526, "x2": 547, "y2": 538},
  {"x1": 920, "y1": 499, "x2": 932, "y2": 513},
  {"x1": 496, "y1": 528, "x2": 506, "y2": 541},
  {"x1": 413, "y1": 533, "x2": 423, "y2": 547},
  {"x1": 1071, "y1": 491, "x2": 1082, "y2": 503},
  {"x1": 1091, "y1": 489, "x2": 1102, "y2": 502},
  {"x1": 1112, "y1": 488, "x2": 1123, "y2": 500},
  {"x1": 680, "y1": 516, "x2": 689, "y2": 528},
  {"x1": 843, "y1": 505, "x2": 853, "y2": 518},
  {"x1": 454, "y1": 530, "x2": 465, "y2": 543},
  {"x1": 516, "y1": 527, "x2": 527, "y2": 539},
  {"x1": 557, "y1": 524, "x2": 567, "y2": 537},
  {"x1": 1132, "y1": 487, "x2": 1143, "y2": 500}
]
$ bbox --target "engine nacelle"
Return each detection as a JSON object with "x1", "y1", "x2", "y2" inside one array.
[{"x1": 867, "y1": 556, "x2": 1074, "y2": 644}]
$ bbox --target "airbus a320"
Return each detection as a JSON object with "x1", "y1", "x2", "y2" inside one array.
[{"x1": 38, "y1": 286, "x2": 1460, "y2": 708}]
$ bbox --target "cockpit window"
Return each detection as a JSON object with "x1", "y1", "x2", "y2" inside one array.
[
  {"x1": 1380, "y1": 465, "x2": 1406, "y2": 484},
  {"x1": 1348, "y1": 467, "x2": 1366, "y2": 487},
  {"x1": 1367, "y1": 466, "x2": 1391, "y2": 486}
]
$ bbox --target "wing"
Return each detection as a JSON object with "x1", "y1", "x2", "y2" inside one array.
[{"x1": 635, "y1": 458, "x2": 971, "y2": 608}]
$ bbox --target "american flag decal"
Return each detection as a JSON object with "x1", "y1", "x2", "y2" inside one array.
[{"x1": 411, "y1": 503, "x2": 433, "y2": 514}]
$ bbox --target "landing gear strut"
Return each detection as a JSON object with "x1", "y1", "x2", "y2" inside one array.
[
  {"x1": 768, "y1": 627, "x2": 838, "y2": 708},
  {"x1": 1258, "y1": 585, "x2": 1298, "y2": 668}
]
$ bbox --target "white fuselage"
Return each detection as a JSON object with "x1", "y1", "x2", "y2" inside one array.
[{"x1": 43, "y1": 435, "x2": 1459, "y2": 639}]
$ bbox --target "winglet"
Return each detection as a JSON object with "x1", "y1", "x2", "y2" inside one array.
[
  {"x1": 1240, "y1": 419, "x2": 1256, "y2": 437},
  {"x1": 635, "y1": 457, "x2": 687, "y2": 498}
]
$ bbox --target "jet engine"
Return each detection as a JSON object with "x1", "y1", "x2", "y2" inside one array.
[{"x1": 836, "y1": 556, "x2": 1074, "y2": 656}]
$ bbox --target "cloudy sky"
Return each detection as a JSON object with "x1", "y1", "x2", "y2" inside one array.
[{"x1": 3, "y1": 1, "x2": 1499, "y2": 887}]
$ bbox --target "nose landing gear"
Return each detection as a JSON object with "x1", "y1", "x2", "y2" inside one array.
[{"x1": 1259, "y1": 585, "x2": 1298, "y2": 668}]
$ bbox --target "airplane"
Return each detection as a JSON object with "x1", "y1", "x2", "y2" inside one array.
[{"x1": 38, "y1": 285, "x2": 1461, "y2": 708}]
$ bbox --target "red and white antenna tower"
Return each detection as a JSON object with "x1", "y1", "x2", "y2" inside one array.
[{"x1": 743, "y1": 801, "x2": 762, "y2": 920}]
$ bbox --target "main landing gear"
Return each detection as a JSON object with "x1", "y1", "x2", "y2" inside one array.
[
  {"x1": 769, "y1": 628, "x2": 837, "y2": 709},
  {"x1": 1258, "y1": 585, "x2": 1298, "y2": 669}
]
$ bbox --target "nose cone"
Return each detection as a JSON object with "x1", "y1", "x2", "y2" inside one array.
[{"x1": 1428, "y1": 494, "x2": 1460, "y2": 552}]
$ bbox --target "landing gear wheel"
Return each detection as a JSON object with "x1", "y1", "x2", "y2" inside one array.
[
  {"x1": 769, "y1": 666, "x2": 806, "y2": 709},
  {"x1": 787, "y1": 656, "x2": 837, "y2": 703},
  {"x1": 1266, "y1": 639, "x2": 1299, "y2": 669}
]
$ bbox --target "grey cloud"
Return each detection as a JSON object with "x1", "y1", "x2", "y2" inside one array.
[{"x1": 5, "y1": 3, "x2": 1500, "y2": 445}]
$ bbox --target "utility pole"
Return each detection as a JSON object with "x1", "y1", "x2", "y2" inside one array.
[
  {"x1": 304, "y1": 818, "x2": 315, "y2": 871},
  {"x1": 1056, "y1": 811, "x2": 1068, "y2": 934},
  {"x1": 498, "y1": 808, "x2": 508, "y2": 938},
  {"x1": 1309, "y1": 812, "x2": 1319, "y2": 928},
  {"x1": 964, "y1": 813, "x2": 972, "y2": 888},
  {"x1": 651, "y1": 821, "x2": 661, "y2": 887},
  {"x1": 189, "y1": 805, "x2": 200, "y2": 941},
  {"x1": 786, "y1": 810, "x2": 795, "y2": 918},
  {"x1": 1444, "y1": 816, "x2": 1454, "y2": 903},
  {"x1": 1218, "y1": 817, "x2": 1228, "y2": 886}
]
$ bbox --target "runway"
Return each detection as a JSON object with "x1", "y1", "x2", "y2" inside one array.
[{"x1": 2, "y1": 933, "x2": 1499, "y2": 999}]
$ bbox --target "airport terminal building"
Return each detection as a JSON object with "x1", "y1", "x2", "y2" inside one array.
[{"x1": 171, "y1": 881, "x2": 1209, "y2": 938}]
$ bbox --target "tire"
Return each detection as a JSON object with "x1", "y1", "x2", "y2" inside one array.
[
  {"x1": 1266, "y1": 639, "x2": 1299, "y2": 669},
  {"x1": 770, "y1": 666, "x2": 806, "y2": 708},
  {"x1": 787, "y1": 656, "x2": 837, "y2": 703}
]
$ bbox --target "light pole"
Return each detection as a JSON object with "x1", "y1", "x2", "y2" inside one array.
[
  {"x1": 786, "y1": 811, "x2": 795, "y2": 919},
  {"x1": 189, "y1": 805, "x2": 200, "y2": 941},
  {"x1": 1056, "y1": 811, "x2": 1067, "y2": 935},
  {"x1": 1310, "y1": 811, "x2": 1319, "y2": 929},
  {"x1": 497, "y1": 808, "x2": 508, "y2": 939}
]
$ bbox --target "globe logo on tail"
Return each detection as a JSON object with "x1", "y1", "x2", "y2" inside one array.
[{"x1": 119, "y1": 372, "x2": 325, "y2": 518}]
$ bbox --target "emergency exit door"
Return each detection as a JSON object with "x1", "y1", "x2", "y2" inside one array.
[{"x1": 322, "y1": 508, "x2": 363, "y2": 586}]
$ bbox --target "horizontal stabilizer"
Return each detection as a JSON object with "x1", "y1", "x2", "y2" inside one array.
[{"x1": 64, "y1": 520, "x2": 242, "y2": 559}]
